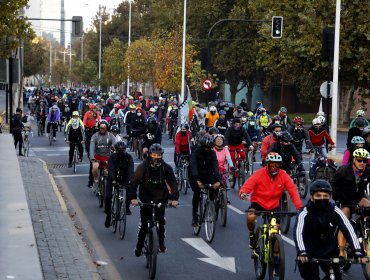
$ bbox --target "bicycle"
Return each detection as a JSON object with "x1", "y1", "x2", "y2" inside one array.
[
  {"x1": 110, "y1": 183, "x2": 127, "y2": 240},
  {"x1": 137, "y1": 201, "x2": 166, "y2": 280},
  {"x1": 278, "y1": 191, "x2": 291, "y2": 234},
  {"x1": 290, "y1": 161, "x2": 308, "y2": 199},
  {"x1": 96, "y1": 160, "x2": 108, "y2": 208},
  {"x1": 214, "y1": 181, "x2": 228, "y2": 227},
  {"x1": 48, "y1": 122, "x2": 57, "y2": 146},
  {"x1": 339, "y1": 205, "x2": 370, "y2": 279},
  {"x1": 309, "y1": 146, "x2": 337, "y2": 181},
  {"x1": 192, "y1": 184, "x2": 216, "y2": 243},
  {"x1": 22, "y1": 127, "x2": 32, "y2": 157},
  {"x1": 250, "y1": 210, "x2": 297, "y2": 280},
  {"x1": 70, "y1": 143, "x2": 80, "y2": 174},
  {"x1": 229, "y1": 149, "x2": 246, "y2": 189},
  {"x1": 37, "y1": 117, "x2": 45, "y2": 136},
  {"x1": 177, "y1": 155, "x2": 190, "y2": 195},
  {"x1": 245, "y1": 142, "x2": 260, "y2": 178}
]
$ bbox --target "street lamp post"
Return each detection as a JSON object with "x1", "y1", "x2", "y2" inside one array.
[
  {"x1": 98, "y1": 4, "x2": 102, "y2": 91},
  {"x1": 180, "y1": 0, "x2": 187, "y2": 103},
  {"x1": 126, "y1": 0, "x2": 132, "y2": 96}
]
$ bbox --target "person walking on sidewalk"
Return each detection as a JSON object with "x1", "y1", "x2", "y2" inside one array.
[{"x1": 12, "y1": 108, "x2": 25, "y2": 156}]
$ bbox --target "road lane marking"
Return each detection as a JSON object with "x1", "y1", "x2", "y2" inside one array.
[
  {"x1": 227, "y1": 205, "x2": 245, "y2": 215},
  {"x1": 182, "y1": 238, "x2": 236, "y2": 273},
  {"x1": 281, "y1": 235, "x2": 295, "y2": 247},
  {"x1": 54, "y1": 174, "x2": 89, "y2": 178}
]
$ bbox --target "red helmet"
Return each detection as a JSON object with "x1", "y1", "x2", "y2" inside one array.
[
  {"x1": 89, "y1": 103, "x2": 96, "y2": 110},
  {"x1": 293, "y1": 116, "x2": 304, "y2": 124},
  {"x1": 114, "y1": 104, "x2": 120, "y2": 109}
]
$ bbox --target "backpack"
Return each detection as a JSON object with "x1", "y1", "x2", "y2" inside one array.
[{"x1": 22, "y1": 115, "x2": 28, "y2": 123}]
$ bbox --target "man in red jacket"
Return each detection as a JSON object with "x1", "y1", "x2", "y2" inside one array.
[
  {"x1": 174, "y1": 123, "x2": 192, "y2": 172},
  {"x1": 239, "y1": 152, "x2": 302, "y2": 248}
]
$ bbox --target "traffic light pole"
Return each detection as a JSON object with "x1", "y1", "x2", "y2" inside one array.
[{"x1": 206, "y1": 19, "x2": 269, "y2": 78}]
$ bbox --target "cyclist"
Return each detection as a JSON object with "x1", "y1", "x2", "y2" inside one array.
[
  {"x1": 174, "y1": 123, "x2": 192, "y2": 173},
  {"x1": 224, "y1": 118, "x2": 253, "y2": 168},
  {"x1": 261, "y1": 123, "x2": 282, "y2": 163},
  {"x1": 129, "y1": 107, "x2": 146, "y2": 138},
  {"x1": 256, "y1": 107, "x2": 271, "y2": 135},
  {"x1": 213, "y1": 110, "x2": 229, "y2": 136},
  {"x1": 89, "y1": 120, "x2": 117, "y2": 193},
  {"x1": 12, "y1": 108, "x2": 25, "y2": 156},
  {"x1": 316, "y1": 114, "x2": 329, "y2": 133},
  {"x1": 278, "y1": 107, "x2": 292, "y2": 131},
  {"x1": 130, "y1": 144, "x2": 178, "y2": 256},
  {"x1": 346, "y1": 118, "x2": 365, "y2": 148},
  {"x1": 190, "y1": 135, "x2": 221, "y2": 226},
  {"x1": 47, "y1": 105, "x2": 60, "y2": 141},
  {"x1": 109, "y1": 103, "x2": 124, "y2": 132},
  {"x1": 342, "y1": 136, "x2": 368, "y2": 165},
  {"x1": 294, "y1": 180, "x2": 364, "y2": 280},
  {"x1": 233, "y1": 105, "x2": 244, "y2": 119},
  {"x1": 268, "y1": 131, "x2": 306, "y2": 175},
  {"x1": 287, "y1": 116, "x2": 312, "y2": 159},
  {"x1": 205, "y1": 106, "x2": 219, "y2": 132},
  {"x1": 168, "y1": 103, "x2": 178, "y2": 139},
  {"x1": 35, "y1": 102, "x2": 47, "y2": 134},
  {"x1": 267, "y1": 115, "x2": 282, "y2": 132},
  {"x1": 244, "y1": 116, "x2": 262, "y2": 143},
  {"x1": 195, "y1": 104, "x2": 207, "y2": 130},
  {"x1": 104, "y1": 141, "x2": 134, "y2": 227},
  {"x1": 146, "y1": 107, "x2": 158, "y2": 122},
  {"x1": 142, "y1": 117, "x2": 162, "y2": 156},
  {"x1": 123, "y1": 104, "x2": 136, "y2": 136},
  {"x1": 213, "y1": 134, "x2": 234, "y2": 185},
  {"x1": 110, "y1": 125, "x2": 122, "y2": 142},
  {"x1": 239, "y1": 152, "x2": 302, "y2": 248},
  {"x1": 350, "y1": 109, "x2": 369, "y2": 128},
  {"x1": 65, "y1": 111, "x2": 85, "y2": 167},
  {"x1": 331, "y1": 148, "x2": 370, "y2": 258},
  {"x1": 308, "y1": 118, "x2": 335, "y2": 157}
]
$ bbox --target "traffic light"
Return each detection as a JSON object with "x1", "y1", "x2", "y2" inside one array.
[
  {"x1": 72, "y1": 16, "x2": 83, "y2": 37},
  {"x1": 271, "y1": 16, "x2": 283, "y2": 38}
]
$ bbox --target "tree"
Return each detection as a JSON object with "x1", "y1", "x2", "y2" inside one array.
[
  {"x1": 23, "y1": 37, "x2": 48, "y2": 77},
  {"x1": 103, "y1": 38, "x2": 127, "y2": 87},
  {"x1": 71, "y1": 58, "x2": 98, "y2": 86},
  {"x1": 52, "y1": 61, "x2": 69, "y2": 86},
  {"x1": 0, "y1": 0, "x2": 34, "y2": 57}
]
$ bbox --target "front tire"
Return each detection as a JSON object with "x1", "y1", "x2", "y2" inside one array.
[
  {"x1": 148, "y1": 227, "x2": 158, "y2": 279},
  {"x1": 279, "y1": 192, "x2": 291, "y2": 234},
  {"x1": 268, "y1": 234, "x2": 285, "y2": 280},
  {"x1": 204, "y1": 201, "x2": 216, "y2": 243},
  {"x1": 253, "y1": 227, "x2": 267, "y2": 280}
]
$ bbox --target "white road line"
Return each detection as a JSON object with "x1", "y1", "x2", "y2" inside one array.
[
  {"x1": 227, "y1": 205, "x2": 245, "y2": 215},
  {"x1": 54, "y1": 174, "x2": 89, "y2": 178},
  {"x1": 281, "y1": 235, "x2": 295, "y2": 247}
]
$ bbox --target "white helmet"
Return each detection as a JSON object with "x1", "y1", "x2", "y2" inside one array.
[
  {"x1": 72, "y1": 119, "x2": 80, "y2": 129},
  {"x1": 149, "y1": 107, "x2": 156, "y2": 113},
  {"x1": 312, "y1": 118, "x2": 321, "y2": 125},
  {"x1": 209, "y1": 106, "x2": 217, "y2": 112},
  {"x1": 317, "y1": 111, "x2": 325, "y2": 117},
  {"x1": 317, "y1": 115, "x2": 326, "y2": 124},
  {"x1": 357, "y1": 109, "x2": 365, "y2": 117}
]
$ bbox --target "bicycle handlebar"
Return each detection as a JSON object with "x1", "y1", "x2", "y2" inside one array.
[
  {"x1": 246, "y1": 209, "x2": 298, "y2": 217},
  {"x1": 304, "y1": 257, "x2": 368, "y2": 264}
]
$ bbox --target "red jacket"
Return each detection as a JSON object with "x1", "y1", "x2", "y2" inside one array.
[
  {"x1": 239, "y1": 167, "x2": 302, "y2": 210},
  {"x1": 308, "y1": 129, "x2": 335, "y2": 146},
  {"x1": 261, "y1": 134, "x2": 276, "y2": 161},
  {"x1": 175, "y1": 131, "x2": 192, "y2": 154},
  {"x1": 83, "y1": 111, "x2": 101, "y2": 128}
]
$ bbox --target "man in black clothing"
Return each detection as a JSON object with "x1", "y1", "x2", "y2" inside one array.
[
  {"x1": 12, "y1": 108, "x2": 24, "y2": 156},
  {"x1": 105, "y1": 141, "x2": 134, "y2": 228},
  {"x1": 142, "y1": 117, "x2": 162, "y2": 155},
  {"x1": 294, "y1": 180, "x2": 364, "y2": 280},
  {"x1": 130, "y1": 144, "x2": 178, "y2": 256},
  {"x1": 190, "y1": 135, "x2": 221, "y2": 226},
  {"x1": 346, "y1": 118, "x2": 365, "y2": 148}
]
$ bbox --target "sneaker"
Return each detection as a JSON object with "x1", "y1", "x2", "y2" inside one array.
[
  {"x1": 78, "y1": 157, "x2": 83, "y2": 162},
  {"x1": 134, "y1": 241, "x2": 144, "y2": 257},
  {"x1": 104, "y1": 215, "x2": 111, "y2": 228},
  {"x1": 159, "y1": 239, "x2": 167, "y2": 253},
  {"x1": 249, "y1": 233, "x2": 257, "y2": 249},
  {"x1": 53, "y1": 137, "x2": 56, "y2": 141},
  {"x1": 87, "y1": 182, "x2": 93, "y2": 188},
  {"x1": 68, "y1": 163, "x2": 72, "y2": 168}
]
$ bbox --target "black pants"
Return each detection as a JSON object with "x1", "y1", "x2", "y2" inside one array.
[
  {"x1": 298, "y1": 259, "x2": 342, "y2": 280},
  {"x1": 191, "y1": 181, "x2": 216, "y2": 220},
  {"x1": 137, "y1": 204, "x2": 166, "y2": 245},
  {"x1": 85, "y1": 129, "x2": 95, "y2": 185},
  {"x1": 104, "y1": 180, "x2": 130, "y2": 216},
  {"x1": 13, "y1": 131, "x2": 23, "y2": 154},
  {"x1": 47, "y1": 122, "x2": 57, "y2": 137},
  {"x1": 69, "y1": 143, "x2": 83, "y2": 163}
]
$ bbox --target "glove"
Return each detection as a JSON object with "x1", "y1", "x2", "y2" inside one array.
[{"x1": 354, "y1": 249, "x2": 365, "y2": 258}]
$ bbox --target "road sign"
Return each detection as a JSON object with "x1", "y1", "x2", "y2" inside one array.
[
  {"x1": 202, "y1": 79, "x2": 213, "y2": 91},
  {"x1": 320, "y1": 81, "x2": 332, "y2": 98}
]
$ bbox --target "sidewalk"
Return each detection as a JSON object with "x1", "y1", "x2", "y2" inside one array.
[{"x1": 0, "y1": 133, "x2": 100, "y2": 280}]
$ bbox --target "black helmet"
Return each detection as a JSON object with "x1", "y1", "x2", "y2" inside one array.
[
  {"x1": 309, "y1": 179, "x2": 332, "y2": 195},
  {"x1": 111, "y1": 125, "x2": 119, "y2": 133},
  {"x1": 149, "y1": 143, "x2": 164, "y2": 154},
  {"x1": 147, "y1": 117, "x2": 157, "y2": 125},
  {"x1": 199, "y1": 135, "x2": 215, "y2": 148},
  {"x1": 115, "y1": 141, "x2": 126, "y2": 151},
  {"x1": 98, "y1": 119, "x2": 109, "y2": 129},
  {"x1": 280, "y1": 131, "x2": 293, "y2": 142},
  {"x1": 208, "y1": 127, "x2": 219, "y2": 135},
  {"x1": 270, "y1": 123, "x2": 282, "y2": 131},
  {"x1": 355, "y1": 118, "x2": 366, "y2": 128}
]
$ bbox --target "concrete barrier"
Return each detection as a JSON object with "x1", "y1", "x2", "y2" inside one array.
[{"x1": 0, "y1": 134, "x2": 43, "y2": 279}]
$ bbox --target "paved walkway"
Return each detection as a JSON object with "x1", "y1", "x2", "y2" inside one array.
[{"x1": 19, "y1": 156, "x2": 101, "y2": 280}]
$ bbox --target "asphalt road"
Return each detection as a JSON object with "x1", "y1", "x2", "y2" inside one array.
[{"x1": 23, "y1": 121, "x2": 367, "y2": 280}]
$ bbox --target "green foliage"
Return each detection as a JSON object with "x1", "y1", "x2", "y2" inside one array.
[
  {"x1": 72, "y1": 58, "x2": 98, "y2": 86},
  {"x1": 23, "y1": 37, "x2": 47, "y2": 77},
  {"x1": 102, "y1": 38, "x2": 127, "y2": 86},
  {"x1": 52, "y1": 60, "x2": 69, "y2": 86}
]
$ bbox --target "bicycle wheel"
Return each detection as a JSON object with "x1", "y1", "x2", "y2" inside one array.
[
  {"x1": 49, "y1": 134, "x2": 52, "y2": 146},
  {"x1": 37, "y1": 122, "x2": 41, "y2": 136},
  {"x1": 118, "y1": 200, "x2": 127, "y2": 240},
  {"x1": 98, "y1": 177, "x2": 105, "y2": 208},
  {"x1": 268, "y1": 234, "x2": 285, "y2": 280},
  {"x1": 253, "y1": 227, "x2": 267, "y2": 280},
  {"x1": 229, "y1": 170, "x2": 236, "y2": 189},
  {"x1": 298, "y1": 174, "x2": 308, "y2": 199},
  {"x1": 360, "y1": 235, "x2": 370, "y2": 280},
  {"x1": 237, "y1": 162, "x2": 246, "y2": 189},
  {"x1": 204, "y1": 201, "x2": 216, "y2": 243},
  {"x1": 111, "y1": 193, "x2": 118, "y2": 233},
  {"x1": 182, "y1": 165, "x2": 189, "y2": 195},
  {"x1": 148, "y1": 227, "x2": 158, "y2": 280},
  {"x1": 219, "y1": 189, "x2": 227, "y2": 227},
  {"x1": 73, "y1": 148, "x2": 78, "y2": 174},
  {"x1": 193, "y1": 195, "x2": 203, "y2": 235},
  {"x1": 279, "y1": 192, "x2": 291, "y2": 234}
]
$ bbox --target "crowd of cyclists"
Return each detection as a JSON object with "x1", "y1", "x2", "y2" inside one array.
[{"x1": 14, "y1": 87, "x2": 370, "y2": 279}]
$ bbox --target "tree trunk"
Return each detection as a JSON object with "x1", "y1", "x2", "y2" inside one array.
[{"x1": 344, "y1": 87, "x2": 355, "y2": 124}]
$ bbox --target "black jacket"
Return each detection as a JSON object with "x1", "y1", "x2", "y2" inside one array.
[
  {"x1": 346, "y1": 127, "x2": 363, "y2": 148},
  {"x1": 142, "y1": 126, "x2": 162, "y2": 148},
  {"x1": 287, "y1": 126, "x2": 312, "y2": 152},
  {"x1": 108, "y1": 152, "x2": 134, "y2": 186},
  {"x1": 224, "y1": 127, "x2": 252, "y2": 147},
  {"x1": 129, "y1": 159, "x2": 178, "y2": 203},
  {"x1": 214, "y1": 118, "x2": 229, "y2": 136},
  {"x1": 294, "y1": 201, "x2": 361, "y2": 258},
  {"x1": 268, "y1": 141, "x2": 304, "y2": 173},
  {"x1": 190, "y1": 147, "x2": 221, "y2": 184},
  {"x1": 12, "y1": 114, "x2": 24, "y2": 132},
  {"x1": 331, "y1": 164, "x2": 370, "y2": 205}
]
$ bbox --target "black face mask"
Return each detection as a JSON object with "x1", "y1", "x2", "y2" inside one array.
[
  {"x1": 312, "y1": 199, "x2": 331, "y2": 212},
  {"x1": 150, "y1": 158, "x2": 162, "y2": 168}
]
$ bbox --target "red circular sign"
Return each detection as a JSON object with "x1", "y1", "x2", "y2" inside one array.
[{"x1": 202, "y1": 79, "x2": 213, "y2": 91}]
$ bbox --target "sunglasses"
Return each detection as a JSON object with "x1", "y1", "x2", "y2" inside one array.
[
  {"x1": 356, "y1": 158, "x2": 367, "y2": 163},
  {"x1": 296, "y1": 124, "x2": 303, "y2": 127}
]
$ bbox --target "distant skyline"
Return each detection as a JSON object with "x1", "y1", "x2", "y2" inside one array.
[{"x1": 25, "y1": 0, "x2": 124, "y2": 47}]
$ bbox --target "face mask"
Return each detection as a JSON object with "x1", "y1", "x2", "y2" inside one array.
[
  {"x1": 237, "y1": 109, "x2": 242, "y2": 113},
  {"x1": 312, "y1": 199, "x2": 331, "y2": 212},
  {"x1": 181, "y1": 131, "x2": 186, "y2": 135},
  {"x1": 211, "y1": 111, "x2": 215, "y2": 115},
  {"x1": 262, "y1": 112, "x2": 266, "y2": 115},
  {"x1": 224, "y1": 107, "x2": 229, "y2": 111},
  {"x1": 275, "y1": 121, "x2": 280, "y2": 125},
  {"x1": 268, "y1": 167, "x2": 280, "y2": 176},
  {"x1": 151, "y1": 158, "x2": 162, "y2": 168},
  {"x1": 137, "y1": 113, "x2": 142, "y2": 116},
  {"x1": 241, "y1": 117, "x2": 247, "y2": 122},
  {"x1": 234, "y1": 126, "x2": 241, "y2": 130},
  {"x1": 249, "y1": 121, "x2": 255, "y2": 126}
]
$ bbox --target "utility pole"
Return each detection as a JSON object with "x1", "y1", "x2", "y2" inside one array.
[
  {"x1": 60, "y1": 49, "x2": 68, "y2": 64},
  {"x1": 98, "y1": 4, "x2": 102, "y2": 91},
  {"x1": 49, "y1": 43, "x2": 52, "y2": 85},
  {"x1": 127, "y1": 0, "x2": 131, "y2": 96}
]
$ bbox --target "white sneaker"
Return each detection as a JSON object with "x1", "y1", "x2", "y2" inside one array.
[{"x1": 53, "y1": 137, "x2": 56, "y2": 141}]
